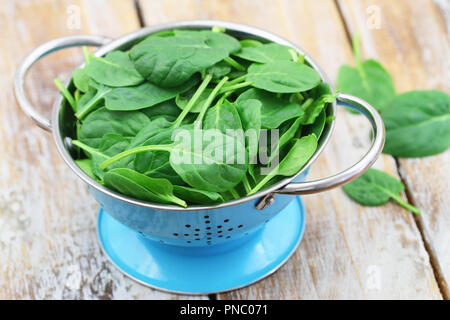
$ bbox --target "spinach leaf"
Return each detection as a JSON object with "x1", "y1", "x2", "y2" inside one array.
[
  {"x1": 176, "y1": 88, "x2": 214, "y2": 113},
  {"x1": 381, "y1": 90, "x2": 450, "y2": 157},
  {"x1": 248, "y1": 134, "x2": 317, "y2": 194},
  {"x1": 75, "y1": 83, "x2": 112, "y2": 119},
  {"x1": 78, "y1": 107, "x2": 150, "y2": 148},
  {"x1": 239, "y1": 39, "x2": 263, "y2": 48},
  {"x1": 342, "y1": 168, "x2": 420, "y2": 214},
  {"x1": 85, "y1": 50, "x2": 144, "y2": 87},
  {"x1": 203, "y1": 100, "x2": 243, "y2": 134},
  {"x1": 100, "y1": 129, "x2": 247, "y2": 192},
  {"x1": 130, "y1": 36, "x2": 233, "y2": 87},
  {"x1": 304, "y1": 110, "x2": 326, "y2": 139},
  {"x1": 204, "y1": 61, "x2": 231, "y2": 80},
  {"x1": 141, "y1": 100, "x2": 181, "y2": 120},
  {"x1": 104, "y1": 168, "x2": 187, "y2": 207},
  {"x1": 72, "y1": 68, "x2": 90, "y2": 92},
  {"x1": 75, "y1": 159, "x2": 96, "y2": 180},
  {"x1": 247, "y1": 61, "x2": 321, "y2": 93},
  {"x1": 104, "y1": 78, "x2": 197, "y2": 111},
  {"x1": 173, "y1": 185, "x2": 224, "y2": 204},
  {"x1": 173, "y1": 29, "x2": 241, "y2": 54},
  {"x1": 236, "y1": 88, "x2": 304, "y2": 128},
  {"x1": 235, "y1": 99, "x2": 262, "y2": 162},
  {"x1": 337, "y1": 34, "x2": 395, "y2": 112},
  {"x1": 234, "y1": 43, "x2": 293, "y2": 63},
  {"x1": 301, "y1": 83, "x2": 335, "y2": 125}
]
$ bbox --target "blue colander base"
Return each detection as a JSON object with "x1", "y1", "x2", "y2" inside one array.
[{"x1": 97, "y1": 196, "x2": 306, "y2": 294}]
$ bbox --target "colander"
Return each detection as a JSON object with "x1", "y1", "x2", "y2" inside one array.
[{"x1": 14, "y1": 20, "x2": 385, "y2": 294}]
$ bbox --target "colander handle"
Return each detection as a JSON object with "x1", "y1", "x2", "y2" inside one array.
[
  {"x1": 274, "y1": 93, "x2": 385, "y2": 195},
  {"x1": 14, "y1": 35, "x2": 113, "y2": 131}
]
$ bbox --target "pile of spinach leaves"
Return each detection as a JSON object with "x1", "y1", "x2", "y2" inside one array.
[
  {"x1": 338, "y1": 33, "x2": 450, "y2": 214},
  {"x1": 55, "y1": 27, "x2": 334, "y2": 207}
]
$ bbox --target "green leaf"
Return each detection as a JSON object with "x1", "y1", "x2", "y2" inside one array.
[
  {"x1": 234, "y1": 43, "x2": 294, "y2": 63},
  {"x1": 381, "y1": 90, "x2": 450, "y2": 157},
  {"x1": 173, "y1": 30, "x2": 241, "y2": 53},
  {"x1": 176, "y1": 88, "x2": 214, "y2": 113},
  {"x1": 130, "y1": 35, "x2": 235, "y2": 87},
  {"x1": 104, "y1": 78, "x2": 197, "y2": 111},
  {"x1": 343, "y1": 168, "x2": 420, "y2": 214},
  {"x1": 304, "y1": 109, "x2": 326, "y2": 139},
  {"x1": 301, "y1": 83, "x2": 335, "y2": 125},
  {"x1": 173, "y1": 185, "x2": 224, "y2": 204},
  {"x1": 104, "y1": 168, "x2": 187, "y2": 207},
  {"x1": 85, "y1": 51, "x2": 144, "y2": 87},
  {"x1": 337, "y1": 60, "x2": 395, "y2": 112},
  {"x1": 247, "y1": 61, "x2": 321, "y2": 93},
  {"x1": 78, "y1": 107, "x2": 150, "y2": 148},
  {"x1": 248, "y1": 134, "x2": 318, "y2": 194},
  {"x1": 203, "y1": 100, "x2": 243, "y2": 134},
  {"x1": 141, "y1": 100, "x2": 181, "y2": 120},
  {"x1": 235, "y1": 99, "x2": 262, "y2": 162},
  {"x1": 75, "y1": 159, "x2": 97, "y2": 180},
  {"x1": 75, "y1": 84, "x2": 112, "y2": 119},
  {"x1": 72, "y1": 68, "x2": 90, "y2": 92},
  {"x1": 236, "y1": 88, "x2": 304, "y2": 128}
]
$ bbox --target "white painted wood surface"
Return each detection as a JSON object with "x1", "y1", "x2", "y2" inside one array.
[
  {"x1": 338, "y1": 0, "x2": 450, "y2": 298},
  {"x1": 0, "y1": 0, "x2": 446, "y2": 299}
]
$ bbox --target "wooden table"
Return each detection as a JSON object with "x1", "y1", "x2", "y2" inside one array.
[{"x1": 0, "y1": 0, "x2": 448, "y2": 300}]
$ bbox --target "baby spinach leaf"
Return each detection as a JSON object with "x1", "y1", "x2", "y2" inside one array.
[
  {"x1": 78, "y1": 107, "x2": 150, "y2": 148},
  {"x1": 247, "y1": 61, "x2": 321, "y2": 93},
  {"x1": 141, "y1": 100, "x2": 181, "y2": 120},
  {"x1": 342, "y1": 168, "x2": 420, "y2": 214},
  {"x1": 104, "y1": 78, "x2": 197, "y2": 111},
  {"x1": 301, "y1": 84, "x2": 335, "y2": 125},
  {"x1": 173, "y1": 185, "x2": 224, "y2": 204},
  {"x1": 268, "y1": 116, "x2": 302, "y2": 164},
  {"x1": 337, "y1": 34, "x2": 395, "y2": 112},
  {"x1": 203, "y1": 100, "x2": 243, "y2": 134},
  {"x1": 72, "y1": 68, "x2": 90, "y2": 92},
  {"x1": 173, "y1": 29, "x2": 241, "y2": 54},
  {"x1": 234, "y1": 43, "x2": 293, "y2": 63},
  {"x1": 240, "y1": 39, "x2": 263, "y2": 48},
  {"x1": 75, "y1": 84, "x2": 112, "y2": 119},
  {"x1": 100, "y1": 129, "x2": 247, "y2": 193},
  {"x1": 176, "y1": 88, "x2": 214, "y2": 113},
  {"x1": 248, "y1": 134, "x2": 317, "y2": 194},
  {"x1": 236, "y1": 88, "x2": 304, "y2": 128},
  {"x1": 381, "y1": 90, "x2": 450, "y2": 157},
  {"x1": 236, "y1": 99, "x2": 262, "y2": 162},
  {"x1": 204, "y1": 61, "x2": 231, "y2": 80},
  {"x1": 75, "y1": 159, "x2": 97, "y2": 180},
  {"x1": 104, "y1": 168, "x2": 187, "y2": 207},
  {"x1": 304, "y1": 109, "x2": 326, "y2": 139},
  {"x1": 130, "y1": 36, "x2": 232, "y2": 87},
  {"x1": 91, "y1": 134, "x2": 130, "y2": 179},
  {"x1": 85, "y1": 51, "x2": 144, "y2": 87}
]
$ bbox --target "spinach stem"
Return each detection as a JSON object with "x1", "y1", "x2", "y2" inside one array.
[
  {"x1": 224, "y1": 75, "x2": 247, "y2": 87},
  {"x1": 218, "y1": 81, "x2": 252, "y2": 94},
  {"x1": 83, "y1": 46, "x2": 90, "y2": 63},
  {"x1": 171, "y1": 74, "x2": 212, "y2": 128},
  {"x1": 75, "y1": 87, "x2": 111, "y2": 119},
  {"x1": 295, "y1": 92, "x2": 304, "y2": 101},
  {"x1": 352, "y1": 31, "x2": 362, "y2": 67},
  {"x1": 54, "y1": 78, "x2": 76, "y2": 112},
  {"x1": 288, "y1": 49, "x2": 298, "y2": 62},
  {"x1": 389, "y1": 193, "x2": 421, "y2": 215},
  {"x1": 71, "y1": 140, "x2": 107, "y2": 159},
  {"x1": 229, "y1": 187, "x2": 240, "y2": 199},
  {"x1": 242, "y1": 175, "x2": 252, "y2": 193},
  {"x1": 74, "y1": 90, "x2": 81, "y2": 103},
  {"x1": 300, "y1": 97, "x2": 314, "y2": 111},
  {"x1": 223, "y1": 57, "x2": 245, "y2": 71},
  {"x1": 248, "y1": 167, "x2": 279, "y2": 195},
  {"x1": 195, "y1": 76, "x2": 229, "y2": 128},
  {"x1": 99, "y1": 144, "x2": 174, "y2": 170}
]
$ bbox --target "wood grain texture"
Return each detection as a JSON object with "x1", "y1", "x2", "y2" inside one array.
[
  {"x1": 137, "y1": 0, "x2": 442, "y2": 299},
  {"x1": 0, "y1": 0, "x2": 205, "y2": 299},
  {"x1": 338, "y1": 0, "x2": 450, "y2": 298}
]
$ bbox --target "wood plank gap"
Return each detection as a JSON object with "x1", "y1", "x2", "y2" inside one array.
[
  {"x1": 134, "y1": 0, "x2": 146, "y2": 27},
  {"x1": 334, "y1": 0, "x2": 446, "y2": 300},
  {"x1": 394, "y1": 158, "x2": 450, "y2": 300},
  {"x1": 333, "y1": 0, "x2": 353, "y2": 47}
]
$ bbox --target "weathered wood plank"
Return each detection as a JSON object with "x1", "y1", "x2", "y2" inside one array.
[
  {"x1": 338, "y1": 0, "x2": 450, "y2": 299},
  {"x1": 0, "y1": 0, "x2": 205, "y2": 299},
  {"x1": 137, "y1": 0, "x2": 442, "y2": 299}
]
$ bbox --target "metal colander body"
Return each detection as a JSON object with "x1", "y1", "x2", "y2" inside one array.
[{"x1": 90, "y1": 171, "x2": 308, "y2": 247}]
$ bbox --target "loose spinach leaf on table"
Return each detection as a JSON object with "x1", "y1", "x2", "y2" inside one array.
[
  {"x1": 104, "y1": 168, "x2": 187, "y2": 207},
  {"x1": 337, "y1": 33, "x2": 395, "y2": 112},
  {"x1": 85, "y1": 50, "x2": 144, "y2": 87},
  {"x1": 342, "y1": 168, "x2": 420, "y2": 214},
  {"x1": 381, "y1": 90, "x2": 450, "y2": 157},
  {"x1": 247, "y1": 61, "x2": 321, "y2": 93}
]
